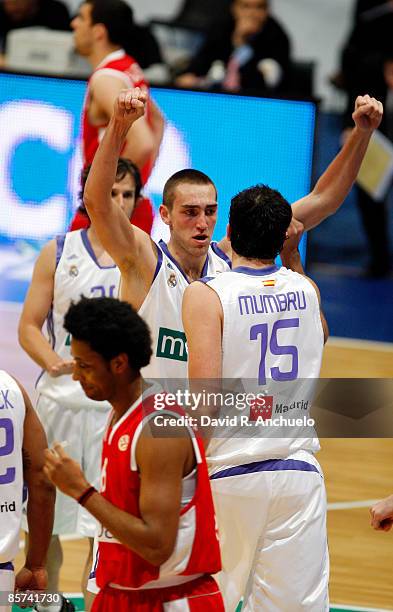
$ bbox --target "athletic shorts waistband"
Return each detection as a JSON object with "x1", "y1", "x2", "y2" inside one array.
[
  {"x1": 0, "y1": 562, "x2": 14, "y2": 571},
  {"x1": 210, "y1": 458, "x2": 320, "y2": 480}
]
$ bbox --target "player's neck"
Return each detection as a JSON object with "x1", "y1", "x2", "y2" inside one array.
[
  {"x1": 111, "y1": 376, "x2": 142, "y2": 423},
  {"x1": 232, "y1": 253, "x2": 275, "y2": 269},
  {"x1": 89, "y1": 44, "x2": 122, "y2": 69},
  {"x1": 166, "y1": 239, "x2": 207, "y2": 282}
]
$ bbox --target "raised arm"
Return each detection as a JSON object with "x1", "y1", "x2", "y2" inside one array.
[
  {"x1": 44, "y1": 431, "x2": 193, "y2": 566},
  {"x1": 18, "y1": 241, "x2": 74, "y2": 376},
  {"x1": 83, "y1": 88, "x2": 157, "y2": 305},
  {"x1": 292, "y1": 95, "x2": 383, "y2": 230},
  {"x1": 15, "y1": 380, "x2": 55, "y2": 592}
]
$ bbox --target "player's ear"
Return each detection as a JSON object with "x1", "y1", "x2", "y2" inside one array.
[
  {"x1": 159, "y1": 203, "x2": 171, "y2": 226},
  {"x1": 110, "y1": 353, "x2": 128, "y2": 374},
  {"x1": 226, "y1": 223, "x2": 231, "y2": 241}
]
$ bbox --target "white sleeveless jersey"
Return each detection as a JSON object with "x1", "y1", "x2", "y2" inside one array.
[
  {"x1": 139, "y1": 240, "x2": 230, "y2": 380},
  {"x1": 37, "y1": 230, "x2": 120, "y2": 410},
  {"x1": 204, "y1": 265, "x2": 324, "y2": 474},
  {"x1": 0, "y1": 371, "x2": 25, "y2": 562}
]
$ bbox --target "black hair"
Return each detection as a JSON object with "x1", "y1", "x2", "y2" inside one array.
[
  {"x1": 78, "y1": 157, "x2": 141, "y2": 215},
  {"x1": 85, "y1": 0, "x2": 135, "y2": 49},
  {"x1": 64, "y1": 297, "x2": 152, "y2": 372},
  {"x1": 229, "y1": 184, "x2": 292, "y2": 259},
  {"x1": 163, "y1": 169, "x2": 217, "y2": 209}
]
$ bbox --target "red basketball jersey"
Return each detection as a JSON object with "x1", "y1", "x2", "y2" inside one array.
[
  {"x1": 95, "y1": 395, "x2": 221, "y2": 590},
  {"x1": 82, "y1": 49, "x2": 152, "y2": 184}
]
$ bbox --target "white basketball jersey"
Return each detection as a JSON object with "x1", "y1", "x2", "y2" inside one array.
[
  {"x1": 204, "y1": 264, "x2": 324, "y2": 474},
  {"x1": 37, "y1": 230, "x2": 120, "y2": 410},
  {"x1": 139, "y1": 240, "x2": 230, "y2": 379},
  {"x1": 0, "y1": 371, "x2": 25, "y2": 563}
]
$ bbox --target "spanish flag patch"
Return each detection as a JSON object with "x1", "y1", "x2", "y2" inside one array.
[{"x1": 263, "y1": 279, "x2": 276, "y2": 287}]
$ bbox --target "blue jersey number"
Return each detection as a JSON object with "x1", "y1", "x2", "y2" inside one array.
[
  {"x1": 0, "y1": 418, "x2": 16, "y2": 484},
  {"x1": 250, "y1": 318, "x2": 299, "y2": 385}
]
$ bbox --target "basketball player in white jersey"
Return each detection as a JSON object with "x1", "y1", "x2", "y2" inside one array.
[
  {"x1": 18, "y1": 159, "x2": 141, "y2": 610},
  {"x1": 0, "y1": 370, "x2": 54, "y2": 612},
  {"x1": 83, "y1": 87, "x2": 382, "y2": 380},
  {"x1": 183, "y1": 184, "x2": 329, "y2": 611}
]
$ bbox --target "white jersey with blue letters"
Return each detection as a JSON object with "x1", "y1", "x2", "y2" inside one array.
[
  {"x1": 0, "y1": 371, "x2": 25, "y2": 563},
  {"x1": 204, "y1": 264, "x2": 328, "y2": 612},
  {"x1": 36, "y1": 229, "x2": 120, "y2": 410},
  {"x1": 139, "y1": 240, "x2": 230, "y2": 379},
  {"x1": 205, "y1": 264, "x2": 324, "y2": 474}
]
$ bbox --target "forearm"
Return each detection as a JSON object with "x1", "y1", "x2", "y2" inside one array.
[
  {"x1": 84, "y1": 117, "x2": 129, "y2": 213},
  {"x1": 293, "y1": 126, "x2": 372, "y2": 230},
  {"x1": 280, "y1": 248, "x2": 305, "y2": 275},
  {"x1": 26, "y1": 475, "x2": 55, "y2": 568},
  {"x1": 83, "y1": 491, "x2": 169, "y2": 565},
  {"x1": 19, "y1": 325, "x2": 62, "y2": 371}
]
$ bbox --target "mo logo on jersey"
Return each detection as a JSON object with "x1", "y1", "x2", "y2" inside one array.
[{"x1": 156, "y1": 327, "x2": 188, "y2": 362}]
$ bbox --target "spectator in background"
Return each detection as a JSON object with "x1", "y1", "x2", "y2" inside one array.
[
  {"x1": 175, "y1": 0, "x2": 290, "y2": 94},
  {"x1": 69, "y1": 0, "x2": 164, "y2": 235},
  {"x1": 0, "y1": 0, "x2": 70, "y2": 64},
  {"x1": 338, "y1": 3, "x2": 393, "y2": 277}
]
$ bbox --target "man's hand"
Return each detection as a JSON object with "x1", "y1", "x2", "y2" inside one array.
[
  {"x1": 352, "y1": 95, "x2": 383, "y2": 132},
  {"x1": 112, "y1": 87, "x2": 147, "y2": 129},
  {"x1": 43, "y1": 443, "x2": 90, "y2": 500},
  {"x1": 47, "y1": 360, "x2": 74, "y2": 377},
  {"x1": 370, "y1": 495, "x2": 393, "y2": 531},
  {"x1": 15, "y1": 566, "x2": 47, "y2": 592}
]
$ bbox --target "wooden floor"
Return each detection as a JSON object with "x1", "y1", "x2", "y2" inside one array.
[{"x1": 3, "y1": 306, "x2": 393, "y2": 610}]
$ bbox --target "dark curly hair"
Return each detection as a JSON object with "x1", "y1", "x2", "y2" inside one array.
[
  {"x1": 229, "y1": 184, "x2": 292, "y2": 260},
  {"x1": 64, "y1": 297, "x2": 152, "y2": 372}
]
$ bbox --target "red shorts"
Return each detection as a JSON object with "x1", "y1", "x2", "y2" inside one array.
[{"x1": 91, "y1": 575, "x2": 224, "y2": 611}]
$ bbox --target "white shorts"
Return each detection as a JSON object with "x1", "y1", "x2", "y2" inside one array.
[
  {"x1": 210, "y1": 450, "x2": 329, "y2": 612},
  {"x1": 22, "y1": 395, "x2": 110, "y2": 537},
  {"x1": 0, "y1": 563, "x2": 15, "y2": 612}
]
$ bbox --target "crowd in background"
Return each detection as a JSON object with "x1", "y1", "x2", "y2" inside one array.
[{"x1": 0, "y1": 0, "x2": 392, "y2": 276}]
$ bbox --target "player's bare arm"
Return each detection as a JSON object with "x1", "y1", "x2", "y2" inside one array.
[
  {"x1": 18, "y1": 241, "x2": 74, "y2": 376},
  {"x1": 149, "y1": 99, "x2": 165, "y2": 166},
  {"x1": 305, "y1": 277, "x2": 329, "y2": 343},
  {"x1": 44, "y1": 432, "x2": 194, "y2": 566},
  {"x1": 14, "y1": 379, "x2": 55, "y2": 592},
  {"x1": 370, "y1": 495, "x2": 393, "y2": 531},
  {"x1": 292, "y1": 95, "x2": 383, "y2": 230},
  {"x1": 90, "y1": 74, "x2": 155, "y2": 169},
  {"x1": 183, "y1": 282, "x2": 224, "y2": 444},
  {"x1": 83, "y1": 87, "x2": 157, "y2": 309}
]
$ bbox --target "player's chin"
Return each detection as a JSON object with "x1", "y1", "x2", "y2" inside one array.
[{"x1": 81, "y1": 385, "x2": 102, "y2": 401}]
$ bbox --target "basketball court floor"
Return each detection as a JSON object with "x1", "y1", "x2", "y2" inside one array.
[{"x1": 1, "y1": 302, "x2": 392, "y2": 612}]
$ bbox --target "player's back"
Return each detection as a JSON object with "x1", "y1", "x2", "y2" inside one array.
[
  {"x1": 204, "y1": 264, "x2": 324, "y2": 472},
  {"x1": 0, "y1": 371, "x2": 25, "y2": 563}
]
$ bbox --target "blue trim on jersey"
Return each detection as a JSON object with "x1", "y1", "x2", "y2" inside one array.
[
  {"x1": 159, "y1": 240, "x2": 210, "y2": 284},
  {"x1": 232, "y1": 264, "x2": 279, "y2": 276},
  {"x1": 152, "y1": 242, "x2": 163, "y2": 283},
  {"x1": 199, "y1": 276, "x2": 214, "y2": 284},
  {"x1": 210, "y1": 458, "x2": 320, "y2": 480},
  {"x1": 0, "y1": 562, "x2": 14, "y2": 571},
  {"x1": 55, "y1": 234, "x2": 66, "y2": 268},
  {"x1": 210, "y1": 241, "x2": 232, "y2": 268},
  {"x1": 81, "y1": 230, "x2": 116, "y2": 269}
]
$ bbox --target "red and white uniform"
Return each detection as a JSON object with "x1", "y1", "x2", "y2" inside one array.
[
  {"x1": 91, "y1": 395, "x2": 223, "y2": 611},
  {"x1": 71, "y1": 49, "x2": 154, "y2": 234}
]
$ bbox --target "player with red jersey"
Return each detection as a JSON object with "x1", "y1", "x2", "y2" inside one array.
[
  {"x1": 44, "y1": 297, "x2": 224, "y2": 612},
  {"x1": 70, "y1": 0, "x2": 164, "y2": 234}
]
